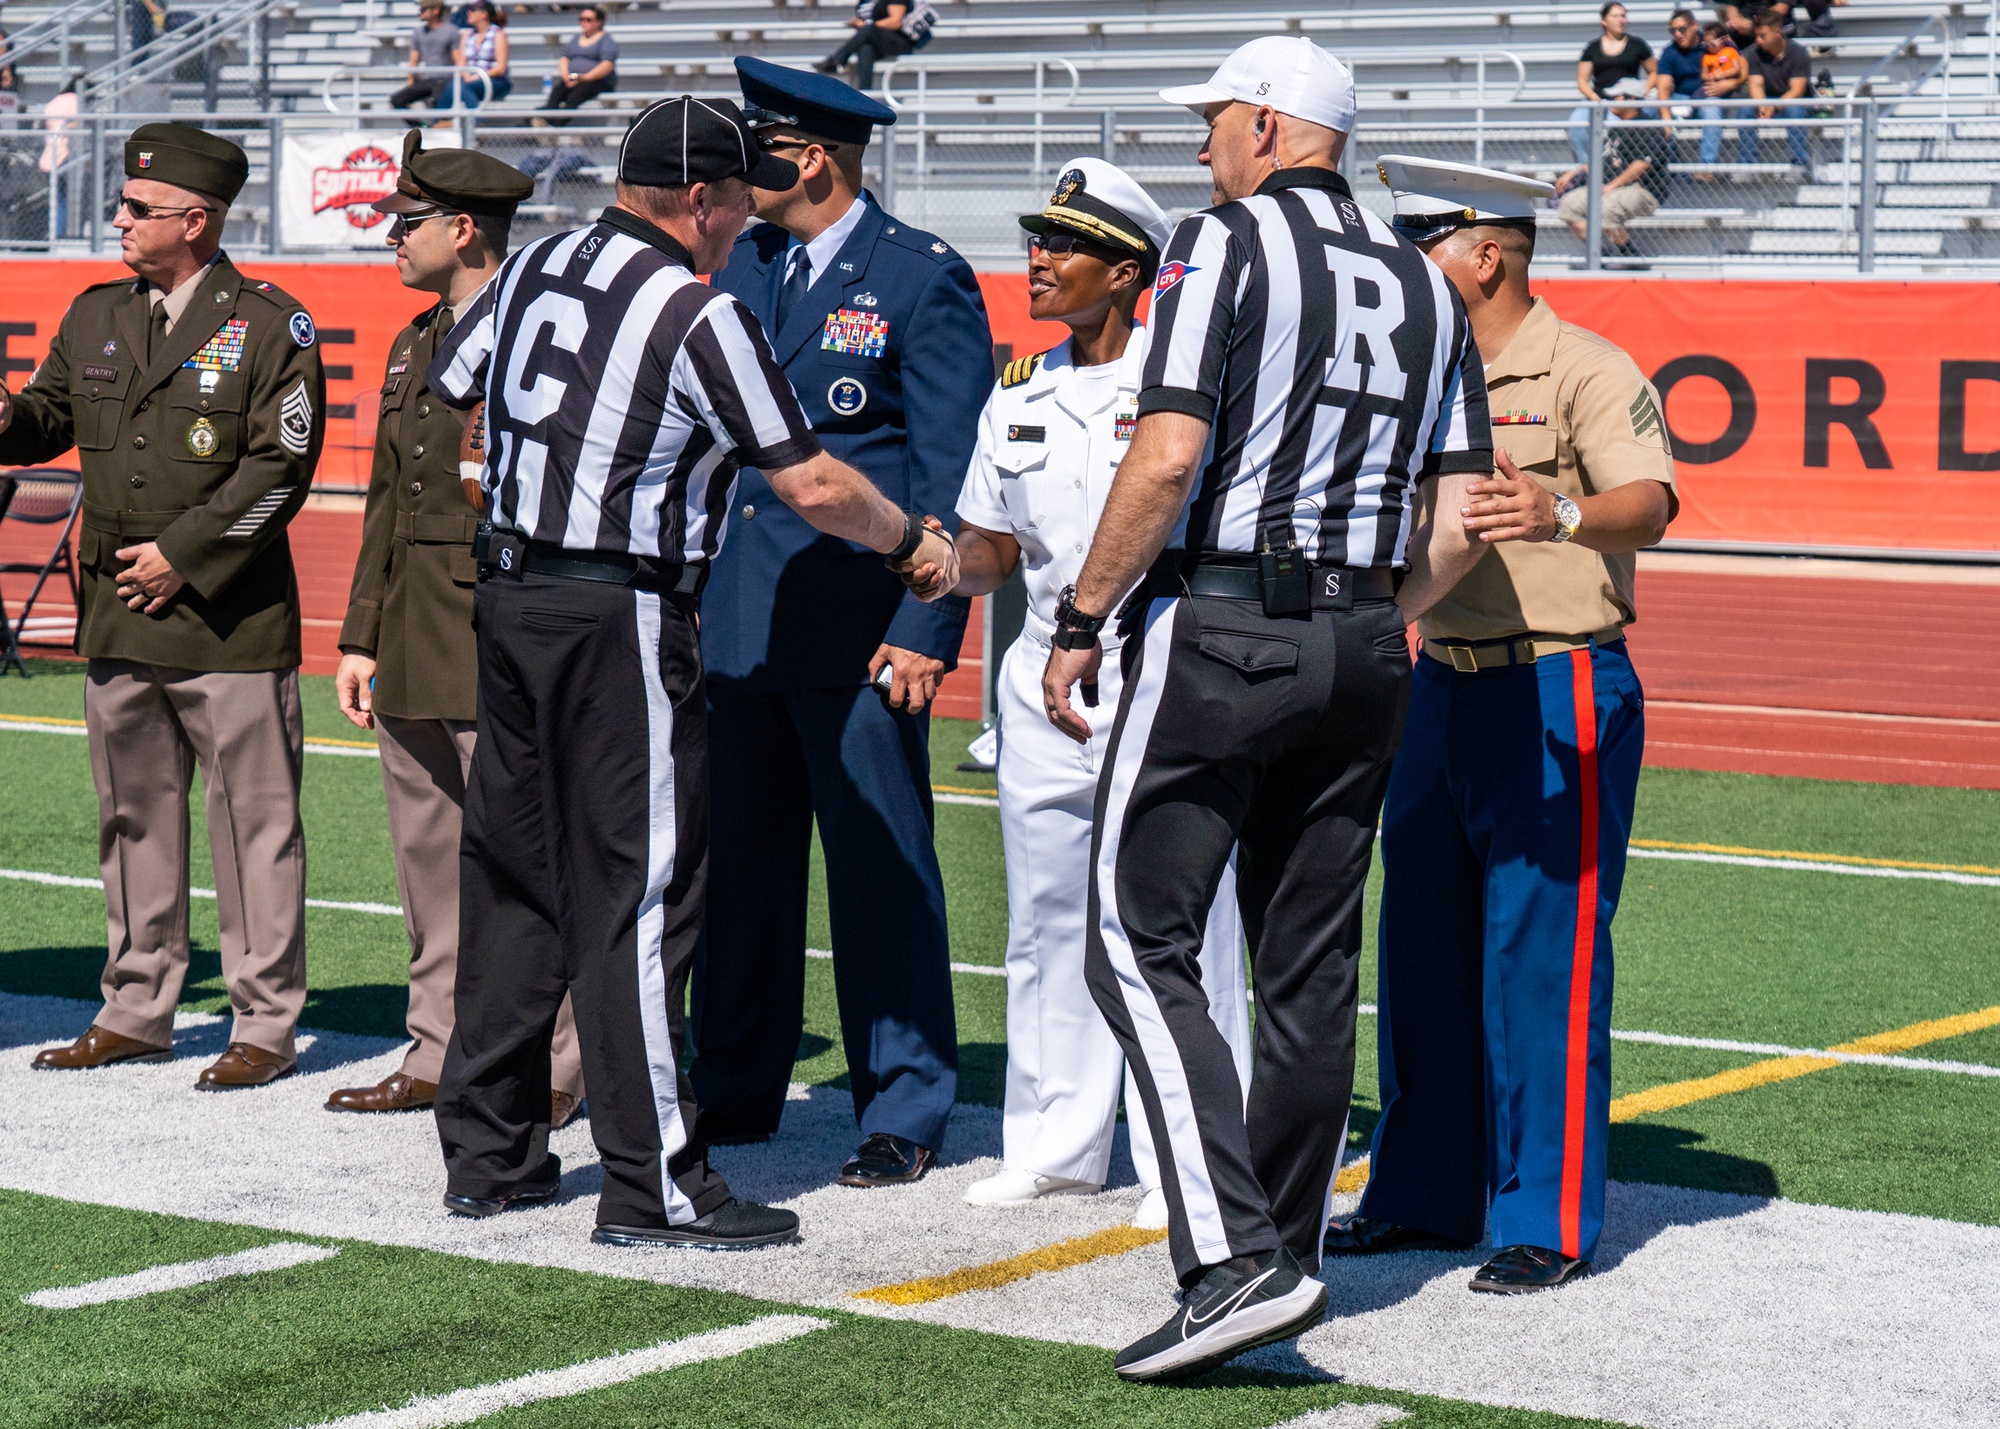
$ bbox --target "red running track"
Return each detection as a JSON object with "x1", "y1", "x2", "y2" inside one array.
[{"x1": 9, "y1": 512, "x2": 2000, "y2": 788}]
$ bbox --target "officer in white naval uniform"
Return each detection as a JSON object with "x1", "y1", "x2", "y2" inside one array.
[{"x1": 951, "y1": 158, "x2": 1251, "y2": 1228}]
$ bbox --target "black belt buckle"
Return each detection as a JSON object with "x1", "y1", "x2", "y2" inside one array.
[
  {"x1": 473, "y1": 521, "x2": 526, "y2": 580},
  {"x1": 1258, "y1": 545, "x2": 1311, "y2": 617}
]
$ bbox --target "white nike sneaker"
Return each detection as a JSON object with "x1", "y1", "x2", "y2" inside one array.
[
  {"x1": 1114, "y1": 1248, "x2": 1328, "y2": 1383},
  {"x1": 963, "y1": 1168, "x2": 1100, "y2": 1206},
  {"x1": 1132, "y1": 1187, "x2": 1169, "y2": 1230}
]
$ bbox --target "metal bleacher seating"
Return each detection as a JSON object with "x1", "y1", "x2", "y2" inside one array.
[{"x1": 1, "y1": 0, "x2": 1997, "y2": 266}]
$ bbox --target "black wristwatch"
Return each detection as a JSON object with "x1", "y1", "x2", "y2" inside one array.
[
  {"x1": 1052, "y1": 584, "x2": 1107, "y2": 649},
  {"x1": 883, "y1": 509, "x2": 925, "y2": 566}
]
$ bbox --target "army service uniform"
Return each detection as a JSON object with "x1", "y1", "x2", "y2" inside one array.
[
  {"x1": 1363, "y1": 294, "x2": 1677, "y2": 1266},
  {"x1": 0, "y1": 244, "x2": 324, "y2": 1061},
  {"x1": 338, "y1": 298, "x2": 584, "y2": 1099}
]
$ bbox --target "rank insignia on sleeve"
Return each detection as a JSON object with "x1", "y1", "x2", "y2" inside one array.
[
  {"x1": 931, "y1": 241, "x2": 948, "y2": 254},
  {"x1": 1114, "y1": 411, "x2": 1137, "y2": 441},
  {"x1": 186, "y1": 417, "x2": 219, "y2": 457},
  {"x1": 184, "y1": 318, "x2": 249, "y2": 372},
  {"x1": 1000, "y1": 353, "x2": 1042, "y2": 388},
  {"x1": 822, "y1": 309, "x2": 890, "y2": 358},
  {"x1": 1629, "y1": 389, "x2": 1663, "y2": 441},
  {"x1": 279, "y1": 380, "x2": 314, "y2": 457}
]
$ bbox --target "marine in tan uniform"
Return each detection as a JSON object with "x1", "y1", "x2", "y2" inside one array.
[
  {"x1": 1326, "y1": 157, "x2": 1676, "y2": 1292},
  {"x1": 326, "y1": 132, "x2": 585, "y2": 1121},
  {"x1": 0, "y1": 124, "x2": 325, "y2": 1088}
]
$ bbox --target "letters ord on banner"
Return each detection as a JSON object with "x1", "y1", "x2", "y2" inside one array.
[{"x1": 3, "y1": 269, "x2": 1999, "y2": 554}]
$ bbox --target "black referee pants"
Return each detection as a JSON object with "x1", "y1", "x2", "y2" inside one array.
[
  {"x1": 436, "y1": 572, "x2": 733, "y2": 1229},
  {"x1": 1086, "y1": 591, "x2": 1410, "y2": 1285}
]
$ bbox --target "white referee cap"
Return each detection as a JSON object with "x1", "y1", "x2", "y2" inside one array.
[
  {"x1": 1159, "y1": 36, "x2": 1357, "y2": 135},
  {"x1": 1375, "y1": 154, "x2": 1554, "y2": 243}
]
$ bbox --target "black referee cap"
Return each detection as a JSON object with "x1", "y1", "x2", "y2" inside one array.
[
  {"x1": 125, "y1": 123, "x2": 249, "y2": 204},
  {"x1": 620, "y1": 96, "x2": 799, "y2": 190}
]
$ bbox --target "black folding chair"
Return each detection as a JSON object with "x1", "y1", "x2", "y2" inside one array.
[{"x1": 0, "y1": 469, "x2": 84, "y2": 679}]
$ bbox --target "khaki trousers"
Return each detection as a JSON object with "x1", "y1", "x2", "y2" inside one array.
[
  {"x1": 376, "y1": 712, "x2": 583, "y2": 1097},
  {"x1": 86, "y1": 660, "x2": 308, "y2": 1058}
]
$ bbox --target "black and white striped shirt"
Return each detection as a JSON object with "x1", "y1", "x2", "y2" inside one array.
[
  {"x1": 1139, "y1": 168, "x2": 1491, "y2": 569},
  {"x1": 430, "y1": 206, "x2": 821, "y2": 562}
]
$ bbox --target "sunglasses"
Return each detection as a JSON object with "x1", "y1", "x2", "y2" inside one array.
[
  {"x1": 1029, "y1": 230, "x2": 1126, "y2": 261},
  {"x1": 389, "y1": 209, "x2": 463, "y2": 239},
  {"x1": 757, "y1": 135, "x2": 842, "y2": 155},
  {"x1": 117, "y1": 195, "x2": 215, "y2": 221}
]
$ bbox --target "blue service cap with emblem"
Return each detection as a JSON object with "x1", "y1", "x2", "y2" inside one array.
[
  {"x1": 1375, "y1": 154, "x2": 1555, "y2": 244},
  {"x1": 734, "y1": 55, "x2": 898, "y2": 147},
  {"x1": 1019, "y1": 156, "x2": 1173, "y2": 260}
]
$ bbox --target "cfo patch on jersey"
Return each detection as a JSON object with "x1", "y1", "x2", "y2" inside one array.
[
  {"x1": 828, "y1": 376, "x2": 868, "y2": 417},
  {"x1": 288, "y1": 311, "x2": 317, "y2": 348},
  {"x1": 279, "y1": 380, "x2": 314, "y2": 456}
]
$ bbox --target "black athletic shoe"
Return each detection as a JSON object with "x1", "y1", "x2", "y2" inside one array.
[
  {"x1": 1322, "y1": 1215, "x2": 1474, "y2": 1256},
  {"x1": 591, "y1": 1199, "x2": 800, "y2": 1250},
  {"x1": 442, "y1": 1179, "x2": 561, "y2": 1219},
  {"x1": 1113, "y1": 1248, "x2": 1328, "y2": 1383},
  {"x1": 837, "y1": 1132, "x2": 936, "y2": 1187},
  {"x1": 1469, "y1": 1244, "x2": 1590, "y2": 1294}
]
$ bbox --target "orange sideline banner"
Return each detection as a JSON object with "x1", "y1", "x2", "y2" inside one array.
[{"x1": 8, "y1": 263, "x2": 1999, "y2": 553}]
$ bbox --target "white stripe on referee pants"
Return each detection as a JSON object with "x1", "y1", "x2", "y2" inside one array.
[
  {"x1": 633, "y1": 590, "x2": 699, "y2": 1226},
  {"x1": 1093, "y1": 598, "x2": 1232, "y2": 1260}
]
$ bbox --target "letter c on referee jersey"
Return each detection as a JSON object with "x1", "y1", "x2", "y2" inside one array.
[{"x1": 503, "y1": 291, "x2": 590, "y2": 426}]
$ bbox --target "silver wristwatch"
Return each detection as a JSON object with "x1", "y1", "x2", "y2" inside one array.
[{"x1": 1549, "y1": 494, "x2": 1582, "y2": 544}]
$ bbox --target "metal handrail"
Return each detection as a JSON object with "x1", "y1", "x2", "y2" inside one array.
[
  {"x1": 1849, "y1": 9, "x2": 1952, "y2": 97},
  {"x1": 879, "y1": 55, "x2": 1081, "y2": 111},
  {"x1": 322, "y1": 64, "x2": 492, "y2": 115},
  {"x1": 0, "y1": 0, "x2": 121, "y2": 71}
]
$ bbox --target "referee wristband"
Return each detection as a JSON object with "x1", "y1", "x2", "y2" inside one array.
[{"x1": 884, "y1": 509, "x2": 924, "y2": 565}]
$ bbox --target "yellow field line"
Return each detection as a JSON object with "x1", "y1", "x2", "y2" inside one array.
[
  {"x1": 1611, "y1": 1004, "x2": 2000, "y2": 1122},
  {"x1": 0, "y1": 711, "x2": 84, "y2": 728},
  {"x1": 854, "y1": 1224, "x2": 1167, "y2": 1306},
  {"x1": 1631, "y1": 838, "x2": 2000, "y2": 878},
  {"x1": 304, "y1": 734, "x2": 379, "y2": 749},
  {"x1": 931, "y1": 783, "x2": 997, "y2": 799}
]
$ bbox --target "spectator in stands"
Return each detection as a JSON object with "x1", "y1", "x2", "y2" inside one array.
[
  {"x1": 390, "y1": 2, "x2": 461, "y2": 111},
  {"x1": 1694, "y1": 20, "x2": 1749, "y2": 175},
  {"x1": 1716, "y1": 5, "x2": 1755, "y2": 49},
  {"x1": 535, "y1": 5, "x2": 617, "y2": 125},
  {"x1": 38, "y1": 75, "x2": 79, "y2": 239},
  {"x1": 1654, "y1": 9, "x2": 1714, "y2": 166},
  {"x1": 127, "y1": 0, "x2": 165, "y2": 54},
  {"x1": 1744, "y1": 9, "x2": 1813, "y2": 171},
  {"x1": 1569, "y1": 4, "x2": 1657, "y2": 164},
  {"x1": 1733, "y1": 1, "x2": 1845, "y2": 38},
  {"x1": 1789, "y1": 1, "x2": 1848, "y2": 40},
  {"x1": 0, "y1": 32, "x2": 20, "y2": 115},
  {"x1": 1554, "y1": 77, "x2": 1670, "y2": 261},
  {"x1": 816, "y1": 1, "x2": 914, "y2": 91},
  {"x1": 440, "y1": 0, "x2": 510, "y2": 110}
]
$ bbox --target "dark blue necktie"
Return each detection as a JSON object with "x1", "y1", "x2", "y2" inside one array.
[{"x1": 777, "y1": 247, "x2": 812, "y2": 330}]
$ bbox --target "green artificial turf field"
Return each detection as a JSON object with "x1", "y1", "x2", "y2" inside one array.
[{"x1": 3, "y1": 657, "x2": 1998, "y2": 1428}]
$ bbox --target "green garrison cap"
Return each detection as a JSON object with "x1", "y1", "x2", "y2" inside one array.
[
  {"x1": 372, "y1": 129, "x2": 535, "y2": 218},
  {"x1": 125, "y1": 123, "x2": 249, "y2": 204}
]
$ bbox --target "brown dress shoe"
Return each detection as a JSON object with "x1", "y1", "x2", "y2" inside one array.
[
  {"x1": 550, "y1": 1090, "x2": 583, "y2": 1129},
  {"x1": 195, "y1": 1042, "x2": 295, "y2": 1090},
  {"x1": 33, "y1": 1024, "x2": 173, "y2": 1070},
  {"x1": 325, "y1": 1071, "x2": 436, "y2": 1113}
]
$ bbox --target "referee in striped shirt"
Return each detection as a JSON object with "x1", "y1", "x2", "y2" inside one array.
[
  {"x1": 1040, "y1": 38, "x2": 1496, "y2": 1380},
  {"x1": 425, "y1": 95, "x2": 959, "y2": 1250}
]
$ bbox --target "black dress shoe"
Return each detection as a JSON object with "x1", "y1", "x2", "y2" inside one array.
[
  {"x1": 1470, "y1": 1244, "x2": 1590, "y2": 1294},
  {"x1": 1323, "y1": 1215, "x2": 1474, "y2": 1256},
  {"x1": 443, "y1": 1163, "x2": 563, "y2": 1219},
  {"x1": 837, "y1": 1132, "x2": 936, "y2": 1187},
  {"x1": 1114, "y1": 1248, "x2": 1328, "y2": 1383},
  {"x1": 592, "y1": 1199, "x2": 800, "y2": 1249}
]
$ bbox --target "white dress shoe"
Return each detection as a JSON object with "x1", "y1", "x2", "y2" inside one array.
[
  {"x1": 963, "y1": 1168, "x2": 1100, "y2": 1206},
  {"x1": 1132, "y1": 1187, "x2": 1169, "y2": 1229}
]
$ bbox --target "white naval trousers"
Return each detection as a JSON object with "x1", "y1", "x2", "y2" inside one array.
[{"x1": 995, "y1": 631, "x2": 1252, "y2": 1190}]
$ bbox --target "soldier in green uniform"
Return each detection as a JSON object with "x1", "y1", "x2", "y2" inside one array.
[
  {"x1": 0, "y1": 123, "x2": 326, "y2": 1089},
  {"x1": 326, "y1": 132, "x2": 586, "y2": 1122}
]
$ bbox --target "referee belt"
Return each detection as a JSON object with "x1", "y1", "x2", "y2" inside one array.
[
  {"x1": 483, "y1": 536, "x2": 709, "y2": 598},
  {"x1": 1421, "y1": 631, "x2": 1624, "y2": 673},
  {"x1": 1142, "y1": 551, "x2": 1396, "y2": 609}
]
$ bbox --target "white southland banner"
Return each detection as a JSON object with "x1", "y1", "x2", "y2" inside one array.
[{"x1": 279, "y1": 130, "x2": 463, "y2": 248}]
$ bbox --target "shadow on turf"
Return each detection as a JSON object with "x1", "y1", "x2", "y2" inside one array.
[{"x1": 1610, "y1": 1122, "x2": 1781, "y2": 1203}]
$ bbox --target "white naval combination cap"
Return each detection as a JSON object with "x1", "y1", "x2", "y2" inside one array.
[
  {"x1": 1019, "y1": 156, "x2": 1174, "y2": 258},
  {"x1": 1375, "y1": 154, "x2": 1555, "y2": 243},
  {"x1": 1159, "y1": 35, "x2": 1358, "y2": 135}
]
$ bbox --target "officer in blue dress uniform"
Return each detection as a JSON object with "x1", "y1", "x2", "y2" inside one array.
[{"x1": 692, "y1": 57, "x2": 994, "y2": 1187}]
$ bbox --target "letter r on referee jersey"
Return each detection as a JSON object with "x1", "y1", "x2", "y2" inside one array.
[
  {"x1": 504, "y1": 291, "x2": 590, "y2": 426},
  {"x1": 1324, "y1": 253, "x2": 1408, "y2": 402}
]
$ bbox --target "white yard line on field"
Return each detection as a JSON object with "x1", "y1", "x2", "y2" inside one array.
[
  {"x1": 0, "y1": 867, "x2": 401, "y2": 917},
  {"x1": 1629, "y1": 846, "x2": 2000, "y2": 887},
  {"x1": 803, "y1": 946, "x2": 1004, "y2": 978},
  {"x1": 1274, "y1": 1408, "x2": 1411, "y2": 1429},
  {"x1": 23, "y1": 1241, "x2": 338, "y2": 1308},
  {"x1": 0, "y1": 714, "x2": 379, "y2": 759},
  {"x1": 291, "y1": 1315, "x2": 829, "y2": 1429}
]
